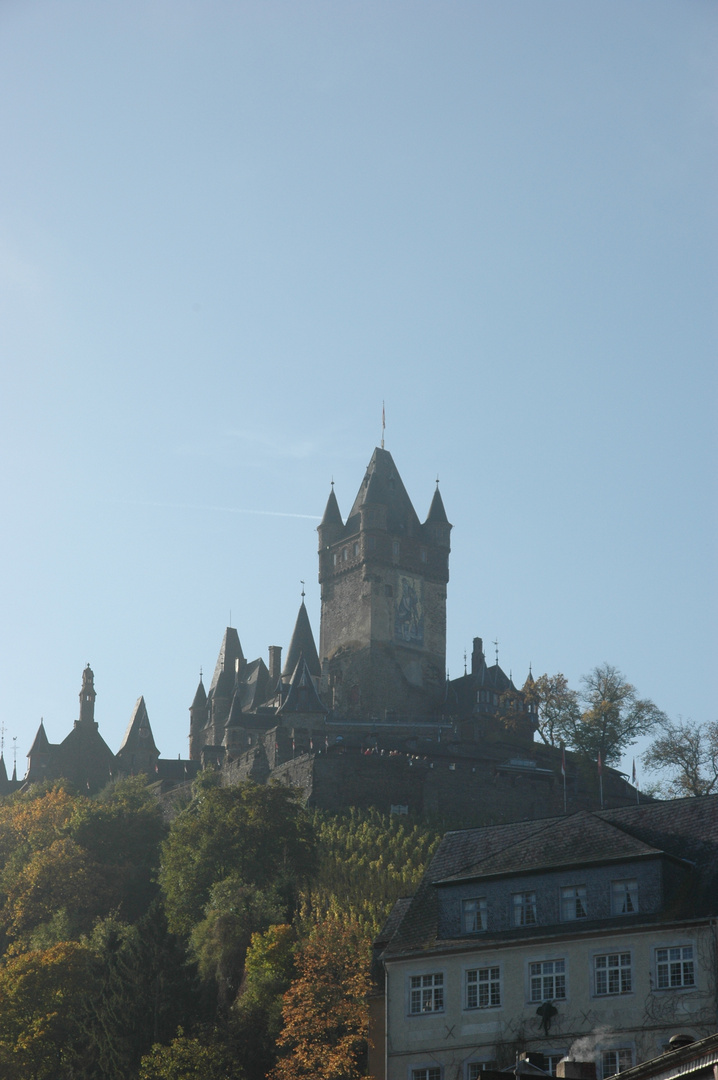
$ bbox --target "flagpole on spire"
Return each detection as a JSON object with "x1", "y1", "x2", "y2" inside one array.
[{"x1": 381, "y1": 401, "x2": 385, "y2": 449}]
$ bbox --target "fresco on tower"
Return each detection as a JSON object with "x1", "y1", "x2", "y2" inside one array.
[{"x1": 394, "y1": 575, "x2": 424, "y2": 647}]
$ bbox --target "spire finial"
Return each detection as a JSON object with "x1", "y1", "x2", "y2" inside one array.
[
  {"x1": 199, "y1": 666, "x2": 203, "y2": 680},
  {"x1": 493, "y1": 638, "x2": 499, "y2": 666},
  {"x1": 331, "y1": 476, "x2": 334, "y2": 488},
  {"x1": 436, "y1": 474, "x2": 440, "y2": 487},
  {"x1": 463, "y1": 650, "x2": 467, "y2": 676},
  {"x1": 381, "y1": 401, "x2": 385, "y2": 450},
  {"x1": 300, "y1": 580, "x2": 305, "y2": 599},
  {"x1": 12, "y1": 736, "x2": 17, "y2": 770}
]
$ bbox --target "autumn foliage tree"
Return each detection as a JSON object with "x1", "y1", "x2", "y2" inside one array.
[
  {"x1": 643, "y1": 718, "x2": 718, "y2": 796},
  {"x1": 271, "y1": 917, "x2": 372, "y2": 1080}
]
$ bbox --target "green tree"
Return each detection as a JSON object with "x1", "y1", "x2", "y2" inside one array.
[
  {"x1": 231, "y1": 924, "x2": 296, "y2": 1080},
  {"x1": 139, "y1": 1028, "x2": 242, "y2": 1080},
  {"x1": 159, "y1": 781, "x2": 314, "y2": 940},
  {"x1": 643, "y1": 718, "x2": 718, "y2": 796}
]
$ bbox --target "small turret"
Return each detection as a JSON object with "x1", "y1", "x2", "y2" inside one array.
[
  {"x1": 189, "y1": 674, "x2": 207, "y2": 761},
  {"x1": 317, "y1": 484, "x2": 344, "y2": 549},
  {"x1": 77, "y1": 664, "x2": 96, "y2": 727},
  {"x1": 283, "y1": 598, "x2": 321, "y2": 682}
]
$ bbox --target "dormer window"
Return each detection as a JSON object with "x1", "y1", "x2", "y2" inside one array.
[
  {"x1": 611, "y1": 879, "x2": 638, "y2": 915},
  {"x1": 561, "y1": 885, "x2": 587, "y2": 921},
  {"x1": 462, "y1": 897, "x2": 487, "y2": 933},
  {"x1": 513, "y1": 891, "x2": 537, "y2": 926}
]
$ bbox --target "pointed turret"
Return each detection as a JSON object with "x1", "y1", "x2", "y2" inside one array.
[
  {"x1": 317, "y1": 483, "x2": 344, "y2": 550},
  {"x1": 283, "y1": 600, "x2": 321, "y2": 681},
  {"x1": 209, "y1": 628, "x2": 244, "y2": 699},
  {"x1": 29, "y1": 719, "x2": 51, "y2": 756},
  {"x1": 189, "y1": 674, "x2": 207, "y2": 762},
  {"x1": 116, "y1": 696, "x2": 160, "y2": 776},
  {"x1": 191, "y1": 676, "x2": 207, "y2": 711}
]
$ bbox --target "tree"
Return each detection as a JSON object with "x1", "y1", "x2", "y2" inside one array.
[
  {"x1": 0, "y1": 940, "x2": 98, "y2": 1079},
  {"x1": 571, "y1": 663, "x2": 667, "y2": 765},
  {"x1": 643, "y1": 718, "x2": 718, "y2": 797},
  {"x1": 271, "y1": 917, "x2": 372, "y2": 1080},
  {"x1": 523, "y1": 673, "x2": 580, "y2": 748},
  {"x1": 159, "y1": 782, "x2": 314, "y2": 940},
  {"x1": 139, "y1": 1028, "x2": 242, "y2": 1080},
  {"x1": 231, "y1": 924, "x2": 296, "y2": 1080}
]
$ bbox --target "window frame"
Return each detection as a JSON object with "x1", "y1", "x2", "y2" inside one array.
[
  {"x1": 560, "y1": 884, "x2": 588, "y2": 921},
  {"x1": 411, "y1": 1067, "x2": 442, "y2": 1080},
  {"x1": 594, "y1": 950, "x2": 633, "y2": 997},
  {"x1": 407, "y1": 971, "x2": 445, "y2": 1016},
  {"x1": 599, "y1": 1047, "x2": 634, "y2": 1078},
  {"x1": 465, "y1": 964, "x2": 502, "y2": 1010},
  {"x1": 610, "y1": 878, "x2": 638, "y2": 915},
  {"x1": 528, "y1": 957, "x2": 567, "y2": 1003},
  {"x1": 461, "y1": 896, "x2": 487, "y2": 934},
  {"x1": 513, "y1": 890, "x2": 537, "y2": 927},
  {"x1": 654, "y1": 944, "x2": 695, "y2": 990}
]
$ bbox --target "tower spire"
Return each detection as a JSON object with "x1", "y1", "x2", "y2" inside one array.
[{"x1": 381, "y1": 401, "x2": 385, "y2": 449}]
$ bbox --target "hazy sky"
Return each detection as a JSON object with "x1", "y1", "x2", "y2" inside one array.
[{"x1": 1, "y1": 1, "x2": 715, "y2": 785}]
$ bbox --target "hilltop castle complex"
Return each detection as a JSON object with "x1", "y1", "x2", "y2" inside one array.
[{"x1": 13, "y1": 446, "x2": 640, "y2": 822}]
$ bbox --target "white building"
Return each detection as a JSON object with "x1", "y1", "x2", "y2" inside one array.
[{"x1": 370, "y1": 797, "x2": 718, "y2": 1080}]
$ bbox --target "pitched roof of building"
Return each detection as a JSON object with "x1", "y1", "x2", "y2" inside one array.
[
  {"x1": 28, "y1": 720, "x2": 51, "y2": 755},
  {"x1": 381, "y1": 796, "x2": 718, "y2": 960},
  {"x1": 208, "y1": 627, "x2": 244, "y2": 700},
  {"x1": 278, "y1": 655, "x2": 327, "y2": 715},
  {"x1": 118, "y1": 696, "x2": 159, "y2": 757}
]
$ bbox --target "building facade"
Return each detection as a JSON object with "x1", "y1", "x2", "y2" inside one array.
[{"x1": 372, "y1": 797, "x2": 718, "y2": 1080}]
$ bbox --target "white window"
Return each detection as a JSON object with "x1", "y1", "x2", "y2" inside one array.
[
  {"x1": 561, "y1": 885, "x2": 587, "y2": 920},
  {"x1": 513, "y1": 891, "x2": 537, "y2": 926},
  {"x1": 655, "y1": 945, "x2": 695, "y2": 989},
  {"x1": 600, "y1": 1048, "x2": 633, "y2": 1078},
  {"x1": 462, "y1": 897, "x2": 487, "y2": 933},
  {"x1": 529, "y1": 959, "x2": 566, "y2": 1002},
  {"x1": 466, "y1": 966, "x2": 501, "y2": 1009},
  {"x1": 611, "y1": 878, "x2": 638, "y2": 915},
  {"x1": 412, "y1": 1069, "x2": 441, "y2": 1080},
  {"x1": 409, "y1": 973, "x2": 444, "y2": 1014},
  {"x1": 595, "y1": 952, "x2": 632, "y2": 995}
]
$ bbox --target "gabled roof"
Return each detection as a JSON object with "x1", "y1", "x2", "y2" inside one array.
[
  {"x1": 208, "y1": 627, "x2": 244, "y2": 699},
  {"x1": 436, "y1": 811, "x2": 663, "y2": 884},
  {"x1": 230, "y1": 657, "x2": 272, "y2": 717},
  {"x1": 282, "y1": 601, "x2": 321, "y2": 679},
  {"x1": 118, "y1": 696, "x2": 159, "y2": 756},
  {"x1": 346, "y1": 447, "x2": 422, "y2": 535}
]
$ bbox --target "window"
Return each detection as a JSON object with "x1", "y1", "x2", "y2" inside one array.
[
  {"x1": 561, "y1": 885, "x2": 587, "y2": 920},
  {"x1": 595, "y1": 952, "x2": 632, "y2": 995},
  {"x1": 393, "y1": 540, "x2": 400, "y2": 556},
  {"x1": 342, "y1": 547, "x2": 348, "y2": 561},
  {"x1": 462, "y1": 898, "x2": 483, "y2": 933},
  {"x1": 600, "y1": 1049, "x2": 633, "y2": 1078},
  {"x1": 409, "y1": 973, "x2": 444, "y2": 1014},
  {"x1": 466, "y1": 966, "x2": 501, "y2": 1009},
  {"x1": 412, "y1": 1069, "x2": 441, "y2": 1080},
  {"x1": 611, "y1": 879, "x2": 638, "y2": 915},
  {"x1": 529, "y1": 959, "x2": 566, "y2": 1002},
  {"x1": 655, "y1": 946, "x2": 695, "y2": 989},
  {"x1": 513, "y1": 891, "x2": 537, "y2": 926},
  {"x1": 545, "y1": 1053, "x2": 568, "y2": 1076},
  {"x1": 467, "y1": 1064, "x2": 491, "y2": 1080},
  {"x1": 353, "y1": 542, "x2": 359, "y2": 557}
]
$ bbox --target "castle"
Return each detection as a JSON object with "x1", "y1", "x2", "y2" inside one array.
[{"x1": 13, "y1": 445, "x2": 640, "y2": 822}]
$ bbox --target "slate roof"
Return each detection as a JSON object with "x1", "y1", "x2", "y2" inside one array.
[
  {"x1": 282, "y1": 601, "x2": 321, "y2": 680},
  {"x1": 320, "y1": 486, "x2": 343, "y2": 528},
  {"x1": 278, "y1": 655, "x2": 327, "y2": 715},
  {"x1": 425, "y1": 485, "x2": 449, "y2": 524},
  {"x1": 381, "y1": 796, "x2": 718, "y2": 960},
  {"x1": 208, "y1": 627, "x2": 244, "y2": 700},
  {"x1": 345, "y1": 447, "x2": 422, "y2": 535},
  {"x1": 118, "y1": 696, "x2": 159, "y2": 756}
]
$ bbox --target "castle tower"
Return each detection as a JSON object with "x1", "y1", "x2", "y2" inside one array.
[
  {"x1": 318, "y1": 447, "x2": 451, "y2": 719},
  {"x1": 77, "y1": 664, "x2": 97, "y2": 726}
]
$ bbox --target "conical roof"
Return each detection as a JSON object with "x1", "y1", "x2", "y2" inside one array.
[
  {"x1": 209, "y1": 627, "x2": 244, "y2": 698},
  {"x1": 320, "y1": 486, "x2": 343, "y2": 528},
  {"x1": 425, "y1": 485, "x2": 448, "y2": 524},
  {"x1": 191, "y1": 676, "x2": 207, "y2": 709},
  {"x1": 282, "y1": 601, "x2": 321, "y2": 679},
  {"x1": 346, "y1": 447, "x2": 421, "y2": 534},
  {"x1": 29, "y1": 720, "x2": 51, "y2": 755},
  {"x1": 278, "y1": 654, "x2": 327, "y2": 715}
]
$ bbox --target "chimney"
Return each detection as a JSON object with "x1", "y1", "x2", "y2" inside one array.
[
  {"x1": 268, "y1": 646, "x2": 282, "y2": 685},
  {"x1": 472, "y1": 637, "x2": 484, "y2": 674},
  {"x1": 557, "y1": 1063, "x2": 597, "y2": 1080}
]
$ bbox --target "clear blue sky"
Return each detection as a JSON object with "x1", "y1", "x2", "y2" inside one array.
[{"x1": 1, "y1": 1, "x2": 715, "y2": 785}]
